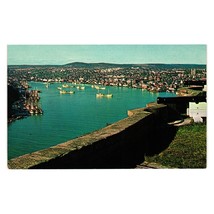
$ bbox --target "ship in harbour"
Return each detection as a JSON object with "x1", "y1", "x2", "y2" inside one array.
[{"x1": 59, "y1": 90, "x2": 75, "y2": 94}]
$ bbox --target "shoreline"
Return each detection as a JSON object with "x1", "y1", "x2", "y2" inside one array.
[
  {"x1": 8, "y1": 81, "x2": 176, "y2": 125},
  {"x1": 8, "y1": 87, "x2": 43, "y2": 124}
]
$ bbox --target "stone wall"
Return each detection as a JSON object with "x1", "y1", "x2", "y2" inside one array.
[{"x1": 8, "y1": 103, "x2": 179, "y2": 169}]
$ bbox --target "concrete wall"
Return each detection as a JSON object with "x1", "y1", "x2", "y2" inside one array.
[{"x1": 8, "y1": 103, "x2": 179, "y2": 169}]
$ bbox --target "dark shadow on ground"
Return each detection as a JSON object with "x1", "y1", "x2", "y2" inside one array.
[
  {"x1": 31, "y1": 118, "x2": 178, "y2": 169},
  {"x1": 145, "y1": 124, "x2": 178, "y2": 156}
]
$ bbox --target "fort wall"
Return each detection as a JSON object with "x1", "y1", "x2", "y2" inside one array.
[{"x1": 8, "y1": 103, "x2": 179, "y2": 169}]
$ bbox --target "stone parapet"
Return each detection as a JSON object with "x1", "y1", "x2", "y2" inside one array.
[{"x1": 8, "y1": 103, "x2": 178, "y2": 169}]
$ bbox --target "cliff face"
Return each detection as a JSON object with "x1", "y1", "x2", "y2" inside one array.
[{"x1": 8, "y1": 85, "x2": 20, "y2": 118}]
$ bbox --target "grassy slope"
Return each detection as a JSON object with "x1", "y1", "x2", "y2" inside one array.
[{"x1": 145, "y1": 123, "x2": 207, "y2": 168}]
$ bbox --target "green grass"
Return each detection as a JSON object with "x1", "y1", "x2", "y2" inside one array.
[{"x1": 145, "y1": 123, "x2": 207, "y2": 168}]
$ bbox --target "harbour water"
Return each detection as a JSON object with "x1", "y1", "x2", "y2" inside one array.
[{"x1": 8, "y1": 82, "x2": 176, "y2": 159}]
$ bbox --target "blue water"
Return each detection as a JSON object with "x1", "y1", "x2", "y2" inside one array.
[{"x1": 8, "y1": 82, "x2": 176, "y2": 159}]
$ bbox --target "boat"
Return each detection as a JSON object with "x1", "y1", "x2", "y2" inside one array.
[
  {"x1": 60, "y1": 90, "x2": 67, "y2": 94},
  {"x1": 96, "y1": 93, "x2": 104, "y2": 98},
  {"x1": 59, "y1": 90, "x2": 75, "y2": 94},
  {"x1": 76, "y1": 86, "x2": 85, "y2": 90},
  {"x1": 57, "y1": 87, "x2": 62, "y2": 90},
  {"x1": 105, "y1": 93, "x2": 113, "y2": 98},
  {"x1": 105, "y1": 89, "x2": 113, "y2": 98},
  {"x1": 95, "y1": 85, "x2": 106, "y2": 90},
  {"x1": 62, "y1": 84, "x2": 69, "y2": 88},
  {"x1": 96, "y1": 92, "x2": 113, "y2": 98}
]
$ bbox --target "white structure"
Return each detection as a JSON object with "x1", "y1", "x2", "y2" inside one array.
[
  {"x1": 203, "y1": 85, "x2": 207, "y2": 92},
  {"x1": 187, "y1": 102, "x2": 207, "y2": 123}
]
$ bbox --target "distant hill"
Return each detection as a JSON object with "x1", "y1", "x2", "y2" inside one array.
[
  {"x1": 8, "y1": 62, "x2": 206, "y2": 70},
  {"x1": 64, "y1": 62, "x2": 135, "y2": 69},
  {"x1": 64, "y1": 62, "x2": 206, "y2": 70},
  {"x1": 143, "y1": 63, "x2": 206, "y2": 70}
]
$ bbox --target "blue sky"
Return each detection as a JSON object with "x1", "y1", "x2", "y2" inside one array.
[{"x1": 7, "y1": 45, "x2": 206, "y2": 65}]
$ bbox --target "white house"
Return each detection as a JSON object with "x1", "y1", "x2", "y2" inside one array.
[{"x1": 187, "y1": 102, "x2": 207, "y2": 123}]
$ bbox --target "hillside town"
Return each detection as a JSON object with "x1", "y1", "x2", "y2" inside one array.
[{"x1": 8, "y1": 63, "x2": 206, "y2": 93}]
